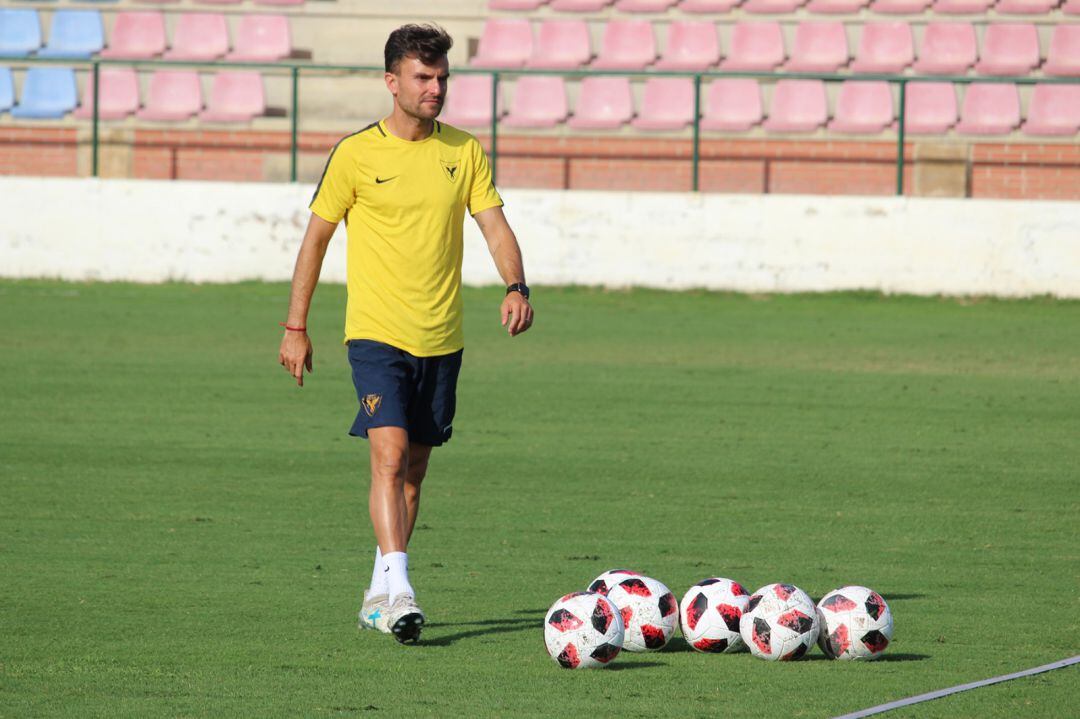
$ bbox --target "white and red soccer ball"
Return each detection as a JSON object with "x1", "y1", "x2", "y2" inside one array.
[
  {"x1": 679, "y1": 577, "x2": 751, "y2": 654},
  {"x1": 587, "y1": 569, "x2": 644, "y2": 596},
  {"x1": 543, "y1": 591, "x2": 624, "y2": 669},
  {"x1": 600, "y1": 574, "x2": 679, "y2": 652},
  {"x1": 739, "y1": 583, "x2": 820, "y2": 661},
  {"x1": 816, "y1": 585, "x2": 893, "y2": 660}
]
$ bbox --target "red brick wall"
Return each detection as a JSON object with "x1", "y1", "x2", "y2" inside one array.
[{"x1": 2, "y1": 127, "x2": 1078, "y2": 201}]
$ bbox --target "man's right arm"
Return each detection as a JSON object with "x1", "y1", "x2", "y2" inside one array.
[{"x1": 278, "y1": 213, "x2": 338, "y2": 387}]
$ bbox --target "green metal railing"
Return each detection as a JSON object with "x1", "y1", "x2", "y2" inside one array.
[{"x1": 17, "y1": 56, "x2": 1080, "y2": 195}]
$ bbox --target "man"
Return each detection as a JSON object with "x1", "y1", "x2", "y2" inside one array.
[{"x1": 277, "y1": 24, "x2": 532, "y2": 644}]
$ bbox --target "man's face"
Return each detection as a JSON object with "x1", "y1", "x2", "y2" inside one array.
[{"x1": 386, "y1": 55, "x2": 449, "y2": 121}]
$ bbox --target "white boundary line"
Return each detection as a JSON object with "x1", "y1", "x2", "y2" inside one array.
[{"x1": 833, "y1": 655, "x2": 1080, "y2": 719}]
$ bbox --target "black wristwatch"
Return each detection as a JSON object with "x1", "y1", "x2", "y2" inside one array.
[{"x1": 506, "y1": 283, "x2": 530, "y2": 300}]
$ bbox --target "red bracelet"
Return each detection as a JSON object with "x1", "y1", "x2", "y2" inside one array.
[{"x1": 279, "y1": 323, "x2": 307, "y2": 332}]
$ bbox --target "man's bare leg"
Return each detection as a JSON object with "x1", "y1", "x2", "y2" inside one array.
[{"x1": 404, "y1": 442, "x2": 432, "y2": 543}]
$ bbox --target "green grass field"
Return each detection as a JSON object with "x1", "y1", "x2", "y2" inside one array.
[{"x1": 2, "y1": 280, "x2": 1078, "y2": 718}]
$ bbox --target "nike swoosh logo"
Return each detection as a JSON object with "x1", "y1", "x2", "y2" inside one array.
[{"x1": 375, "y1": 176, "x2": 398, "y2": 184}]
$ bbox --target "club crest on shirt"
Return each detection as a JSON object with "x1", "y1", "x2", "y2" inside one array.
[
  {"x1": 362, "y1": 393, "x2": 382, "y2": 417},
  {"x1": 440, "y1": 160, "x2": 459, "y2": 183}
]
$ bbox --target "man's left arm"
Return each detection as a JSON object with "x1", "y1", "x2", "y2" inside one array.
[{"x1": 474, "y1": 206, "x2": 533, "y2": 337}]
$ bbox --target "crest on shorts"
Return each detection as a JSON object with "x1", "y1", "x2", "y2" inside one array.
[
  {"x1": 441, "y1": 160, "x2": 459, "y2": 183},
  {"x1": 362, "y1": 393, "x2": 382, "y2": 417}
]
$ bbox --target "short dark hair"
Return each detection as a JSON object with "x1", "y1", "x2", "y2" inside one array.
[{"x1": 384, "y1": 24, "x2": 453, "y2": 73}]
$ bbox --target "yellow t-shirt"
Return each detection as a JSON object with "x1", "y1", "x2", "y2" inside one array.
[{"x1": 309, "y1": 119, "x2": 503, "y2": 356}]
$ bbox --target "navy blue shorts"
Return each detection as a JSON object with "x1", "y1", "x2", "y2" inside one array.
[{"x1": 346, "y1": 339, "x2": 463, "y2": 447}]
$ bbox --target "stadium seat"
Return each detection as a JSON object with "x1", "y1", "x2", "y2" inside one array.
[
  {"x1": 869, "y1": 0, "x2": 931, "y2": 13},
  {"x1": 784, "y1": 22, "x2": 849, "y2": 73},
  {"x1": 0, "y1": 67, "x2": 14, "y2": 113},
  {"x1": 720, "y1": 22, "x2": 785, "y2": 71},
  {"x1": 1065, "y1": 0, "x2": 1080, "y2": 14},
  {"x1": 975, "y1": 24, "x2": 1040, "y2": 76},
  {"x1": 0, "y1": 9, "x2": 41, "y2": 58},
  {"x1": 567, "y1": 76, "x2": 633, "y2": 129},
  {"x1": 164, "y1": 13, "x2": 228, "y2": 61},
  {"x1": 931, "y1": 0, "x2": 993, "y2": 13},
  {"x1": 136, "y1": 70, "x2": 202, "y2": 120},
  {"x1": 993, "y1": 0, "x2": 1058, "y2": 13},
  {"x1": 631, "y1": 77, "x2": 695, "y2": 130},
  {"x1": 903, "y1": 81, "x2": 958, "y2": 133},
  {"x1": 654, "y1": 21, "x2": 720, "y2": 71},
  {"x1": 828, "y1": 81, "x2": 894, "y2": 133},
  {"x1": 226, "y1": 15, "x2": 290, "y2": 62},
  {"x1": 763, "y1": 79, "x2": 828, "y2": 132},
  {"x1": 592, "y1": 21, "x2": 656, "y2": 70},
  {"x1": 525, "y1": 21, "x2": 591, "y2": 69},
  {"x1": 613, "y1": 0, "x2": 679, "y2": 10},
  {"x1": 100, "y1": 12, "x2": 166, "y2": 59},
  {"x1": 955, "y1": 83, "x2": 1020, "y2": 134},
  {"x1": 1021, "y1": 84, "x2": 1080, "y2": 136},
  {"x1": 503, "y1": 76, "x2": 568, "y2": 127},
  {"x1": 701, "y1": 78, "x2": 762, "y2": 131},
  {"x1": 73, "y1": 67, "x2": 138, "y2": 119},
  {"x1": 678, "y1": 0, "x2": 741, "y2": 9},
  {"x1": 805, "y1": 0, "x2": 870, "y2": 12},
  {"x1": 11, "y1": 67, "x2": 77, "y2": 119},
  {"x1": 850, "y1": 22, "x2": 913, "y2": 73},
  {"x1": 200, "y1": 71, "x2": 265, "y2": 122},
  {"x1": 489, "y1": 0, "x2": 548, "y2": 7},
  {"x1": 548, "y1": 0, "x2": 612, "y2": 9},
  {"x1": 913, "y1": 23, "x2": 977, "y2": 75},
  {"x1": 37, "y1": 10, "x2": 104, "y2": 59},
  {"x1": 194, "y1": 0, "x2": 243, "y2": 5},
  {"x1": 1043, "y1": 24, "x2": 1080, "y2": 77},
  {"x1": 440, "y1": 74, "x2": 500, "y2": 128},
  {"x1": 254, "y1": 0, "x2": 305, "y2": 7},
  {"x1": 742, "y1": 0, "x2": 807, "y2": 12},
  {"x1": 471, "y1": 19, "x2": 532, "y2": 69}
]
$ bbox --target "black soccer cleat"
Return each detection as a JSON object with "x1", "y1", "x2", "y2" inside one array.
[{"x1": 386, "y1": 594, "x2": 426, "y2": 645}]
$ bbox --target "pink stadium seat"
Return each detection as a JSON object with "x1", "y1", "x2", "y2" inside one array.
[
  {"x1": 440, "y1": 74, "x2": 501, "y2": 129},
  {"x1": 720, "y1": 22, "x2": 785, "y2": 71},
  {"x1": 74, "y1": 68, "x2": 139, "y2": 120},
  {"x1": 1065, "y1": 0, "x2": 1080, "y2": 14},
  {"x1": 194, "y1": 0, "x2": 242, "y2": 5},
  {"x1": 701, "y1": 78, "x2": 763, "y2": 131},
  {"x1": 471, "y1": 20, "x2": 532, "y2": 69},
  {"x1": 931, "y1": 0, "x2": 993, "y2": 14},
  {"x1": 850, "y1": 22, "x2": 913, "y2": 73},
  {"x1": 994, "y1": 0, "x2": 1058, "y2": 13},
  {"x1": 764, "y1": 80, "x2": 828, "y2": 133},
  {"x1": 164, "y1": 13, "x2": 228, "y2": 61},
  {"x1": 828, "y1": 81, "x2": 894, "y2": 133},
  {"x1": 100, "y1": 12, "x2": 166, "y2": 59},
  {"x1": 526, "y1": 21, "x2": 592, "y2": 69},
  {"x1": 631, "y1": 78, "x2": 695, "y2": 130},
  {"x1": 614, "y1": 0, "x2": 679, "y2": 10},
  {"x1": 489, "y1": 0, "x2": 548, "y2": 8},
  {"x1": 975, "y1": 24, "x2": 1040, "y2": 76},
  {"x1": 1022, "y1": 84, "x2": 1080, "y2": 136},
  {"x1": 742, "y1": 0, "x2": 807, "y2": 12},
  {"x1": 869, "y1": 0, "x2": 931, "y2": 13},
  {"x1": 805, "y1": 0, "x2": 870, "y2": 12},
  {"x1": 503, "y1": 76, "x2": 568, "y2": 127},
  {"x1": 592, "y1": 21, "x2": 657, "y2": 70},
  {"x1": 568, "y1": 77, "x2": 633, "y2": 129},
  {"x1": 903, "y1": 82, "x2": 958, "y2": 133},
  {"x1": 254, "y1": 0, "x2": 305, "y2": 7},
  {"x1": 955, "y1": 83, "x2": 1020, "y2": 135},
  {"x1": 913, "y1": 23, "x2": 977, "y2": 75},
  {"x1": 655, "y1": 22, "x2": 720, "y2": 71},
  {"x1": 678, "y1": 0, "x2": 741, "y2": 9},
  {"x1": 1043, "y1": 25, "x2": 1080, "y2": 77},
  {"x1": 548, "y1": 0, "x2": 612, "y2": 9},
  {"x1": 136, "y1": 70, "x2": 202, "y2": 121},
  {"x1": 200, "y1": 71, "x2": 265, "y2": 122},
  {"x1": 784, "y1": 22, "x2": 849, "y2": 73},
  {"x1": 226, "y1": 15, "x2": 291, "y2": 62}
]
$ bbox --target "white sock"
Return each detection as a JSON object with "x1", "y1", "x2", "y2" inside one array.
[
  {"x1": 383, "y1": 551, "x2": 414, "y2": 602},
  {"x1": 369, "y1": 546, "x2": 389, "y2": 596}
]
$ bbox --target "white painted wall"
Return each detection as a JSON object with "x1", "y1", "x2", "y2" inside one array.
[{"x1": 2, "y1": 177, "x2": 1078, "y2": 297}]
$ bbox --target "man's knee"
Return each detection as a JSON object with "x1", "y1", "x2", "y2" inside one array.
[{"x1": 371, "y1": 449, "x2": 408, "y2": 485}]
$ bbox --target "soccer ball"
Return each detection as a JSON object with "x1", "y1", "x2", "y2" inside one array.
[
  {"x1": 739, "y1": 583, "x2": 820, "y2": 661},
  {"x1": 587, "y1": 568, "x2": 644, "y2": 596},
  {"x1": 604, "y1": 575, "x2": 679, "y2": 652},
  {"x1": 817, "y1": 586, "x2": 893, "y2": 661},
  {"x1": 679, "y1": 577, "x2": 751, "y2": 654},
  {"x1": 543, "y1": 591, "x2": 624, "y2": 669}
]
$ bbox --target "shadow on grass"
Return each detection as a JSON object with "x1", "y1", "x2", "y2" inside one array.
[
  {"x1": 422, "y1": 617, "x2": 539, "y2": 646},
  {"x1": 804, "y1": 652, "x2": 930, "y2": 662},
  {"x1": 605, "y1": 661, "x2": 666, "y2": 671}
]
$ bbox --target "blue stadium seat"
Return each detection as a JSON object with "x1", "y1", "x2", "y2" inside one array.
[
  {"x1": 0, "y1": 9, "x2": 42, "y2": 58},
  {"x1": 38, "y1": 10, "x2": 104, "y2": 59},
  {"x1": 0, "y1": 67, "x2": 14, "y2": 113},
  {"x1": 11, "y1": 66, "x2": 77, "y2": 118}
]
